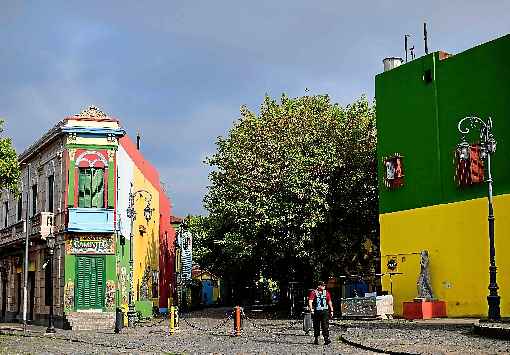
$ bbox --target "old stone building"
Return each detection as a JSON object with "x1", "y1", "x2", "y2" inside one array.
[
  {"x1": 0, "y1": 122, "x2": 65, "y2": 325},
  {"x1": 0, "y1": 107, "x2": 176, "y2": 329}
]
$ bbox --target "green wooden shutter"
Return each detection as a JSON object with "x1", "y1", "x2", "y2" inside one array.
[
  {"x1": 91, "y1": 169, "x2": 104, "y2": 208},
  {"x1": 83, "y1": 257, "x2": 91, "y2": 308},
  {"x1": 75, "y1": 256, "x2": 106, "y2": 310},
  {"x1": 76, "y1": 257, "x2": 84, "y2": 309},
  {"x1": 78, "y1": 169, "x2": 92, "y2": 208},
  {"x1": 96, "y1": 257, "x2": 105, "y2": 308}
]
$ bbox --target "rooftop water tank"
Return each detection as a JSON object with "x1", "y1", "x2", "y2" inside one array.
[{"x1": 383, "y1": 57, "x2": 403, "y2": 72}]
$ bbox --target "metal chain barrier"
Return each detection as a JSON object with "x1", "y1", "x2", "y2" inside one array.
[
  {"x1": 179, "y1": 310, "x2": 233, "y2": 333},
  {"x1": 241, "y1": 309, "x2": 303, "y2": 338},
  {"x1": 242, "y1": 311, "x2": 304, "y2": 330},
  {"x1": 139, "y1": 316, "x2": 167, "y2": 328}
]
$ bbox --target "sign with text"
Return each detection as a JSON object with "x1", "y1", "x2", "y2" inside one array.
[{"x1": 67, "y1": 235, "x2": 115, "y2": 255}]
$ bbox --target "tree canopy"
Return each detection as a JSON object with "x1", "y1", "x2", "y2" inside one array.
[
  {"x1": 201, "y1": 94, "x2": 378, "y2": 292},
  {"x1": 0, "y1": 120, "x2": 20, "y2": 196}
]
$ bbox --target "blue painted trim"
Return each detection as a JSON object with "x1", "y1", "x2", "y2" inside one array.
[
  {"x1": 62, "y1": 126, "x2": 126, "y2": 136},
  {"x1": 67, "y1": 207, "x2": 115, "y2": 233}
]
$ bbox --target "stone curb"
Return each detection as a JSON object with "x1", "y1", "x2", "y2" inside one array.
[
  {"x1": 339, "y1": 334, "x2": 419, "y2": 355},
  {"x1": 331, "y1": 320, "x2": 474, "y2": 331},
  {"x1": 473, "y1": 323, "x2": 510, "y2": 340}
]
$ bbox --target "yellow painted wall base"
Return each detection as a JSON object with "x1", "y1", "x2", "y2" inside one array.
[{"x1": 380, "y1": 194, "x2": 510, "y2": 317}]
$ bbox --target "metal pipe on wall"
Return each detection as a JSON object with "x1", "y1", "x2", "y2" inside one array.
[{"x1": 22, "y1": 163, "x2": 30, "y2": 330}]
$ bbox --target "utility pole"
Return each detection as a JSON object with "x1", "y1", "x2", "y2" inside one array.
[
  {"x1": 424, "y1": 22, "x2": 429, "y2": 55},
  {"x1": 404, "y1": 34, "x2": 411, "y2": 62},
  {"x1": 23, "y1": 163, "x2": 30, "y2": 331}
]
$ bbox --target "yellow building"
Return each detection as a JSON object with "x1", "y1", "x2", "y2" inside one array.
[{"x1": 376, "y1": 36, "x2": 510, "y2": 317}]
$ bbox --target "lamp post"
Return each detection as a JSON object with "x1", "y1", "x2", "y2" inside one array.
[
  {"x1": 125, "y1": 183, "x2": 154, "y2": 327},
  {"x1": 45, "y1": 232, "x2": 56, "y2": 333},
  {"x1": 457, "y1": 116, "x2": 500, "y2": 321}
]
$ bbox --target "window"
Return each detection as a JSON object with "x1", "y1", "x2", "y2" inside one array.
[
  {"x1": 78, "y1": 168, "x2": 104, "y2": 208},
  {"x1": 17, "y1": 197, "x2": 22, "y2": 221},
  {"x1": 423, "y1": 69, "x2": 433, "y2": 84},
  {"x1": 47, "y1": 175, "x2": 54, "y2": 213},
  {"x1": 32, "y1": 185, "x2": 38, "y2": 216},
  {"x1": 3, "y1": 201, "x2": 8, "y2": 227}
]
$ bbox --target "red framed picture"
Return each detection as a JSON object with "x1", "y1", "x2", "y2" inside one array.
[{"x1": 384, "y1": 154, "x2": 404, "y2": 189}]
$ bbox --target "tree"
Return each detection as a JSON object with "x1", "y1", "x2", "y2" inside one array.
[
  {"x1": 204, "y1": 94, "x2": 378, "y2": 299},
  {"x1": 0, "y1": 119, "x2": 20, "y2": 196}
]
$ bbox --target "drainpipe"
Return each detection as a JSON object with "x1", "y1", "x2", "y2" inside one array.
[{"x1": 22, "y1": 163, "x2": 30, "y2": 331}]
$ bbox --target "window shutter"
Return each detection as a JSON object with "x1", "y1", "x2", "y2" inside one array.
[
  {"x1": 78, "y1": 169, "x2": 92, "y2": 208},
  {"x1": 96, "y1": 257, "x2": 105, "y2": 308},
  {"x1": 91, "y1": 169, "x2": 104, "y2": 208},
  {"x1": 83, "y1": 257, "x2": 91, "y2": 308}
]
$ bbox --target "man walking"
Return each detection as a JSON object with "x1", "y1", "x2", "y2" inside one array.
[{"x1": 308, "y1": 281, "x2": 333, "y2": 345}]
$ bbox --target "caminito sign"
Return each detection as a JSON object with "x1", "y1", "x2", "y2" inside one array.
[{"x1": 67, "y1": 235, "x2": 115, "y2": 254}]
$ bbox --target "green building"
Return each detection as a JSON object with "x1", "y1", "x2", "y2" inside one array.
[{"x1": 376, "y1": 34, "x2": 510, "y2": 317}]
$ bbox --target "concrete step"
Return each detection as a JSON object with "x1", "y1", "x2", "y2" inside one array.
[{"x1": 66, "y1": 311, "x2": 115, "y2": 331}]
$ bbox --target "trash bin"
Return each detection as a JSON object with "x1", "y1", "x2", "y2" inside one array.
[
  {"x1": 115, "y1": 307, "x2": 124, "y2": 333},
  {"x1": 303, "y1": 309, "x2": 312, "y2": 335}
]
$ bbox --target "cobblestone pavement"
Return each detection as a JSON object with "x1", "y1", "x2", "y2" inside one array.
[
  {"x1": 339, "y1": 319, "x2": 510, "y2": 354},
  {"x1": 0, "y1": 310, "x2": 508, "y2": 354},
  {"x1": 0, "y1": 308, "x2": 370, "y2": 355}
]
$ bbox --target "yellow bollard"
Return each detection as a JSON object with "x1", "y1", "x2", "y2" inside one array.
[
  {"x1": 170, "y1": 305, "x2": 175, "y2": 335},
  {"x1": 174, "y1": 306, "x2": 179, "y2": 329}
]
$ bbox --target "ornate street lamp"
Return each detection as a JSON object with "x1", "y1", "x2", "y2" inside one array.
[
  {"x1": 126, "y1": 183, "x2": 154, "y2": 327},
  {"x1": 45, "y1": 232, "x2": 56, "y2": 333},
  {"x1": 457, "y1": 116, "x2": 500, "y2": 321}
]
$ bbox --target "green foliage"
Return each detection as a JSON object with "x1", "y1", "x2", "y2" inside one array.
[
  {"x1": 202, "y1": 94, "x2": 378, "y2": 289},
  {"x1": 0, "y1": 120, "x2": 20, "y2": 196}
]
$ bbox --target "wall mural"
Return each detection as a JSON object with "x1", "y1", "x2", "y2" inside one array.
[
  {"x1": 64, "y1": 280, "x2": 75, "y2": 311},
  {"x1": 67, "y1": 235, "x2": 115, "y2": 255},
  {"x1": 105, "y1": 280, "x2": 116, "y2": 310},
  {"x1": 75, "y1": 150, "x2": 108, "y2": 168},
  {"x1": 117, "y1": 266, "x2": 128, "y2": 306},
  {"x1": 139, "y1": 268, "x2": 152, "y2": 300}
]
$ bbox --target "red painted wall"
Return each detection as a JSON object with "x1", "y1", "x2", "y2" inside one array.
[{"x1": 158, "y1": 191, "x2": 176, "y2": 309}]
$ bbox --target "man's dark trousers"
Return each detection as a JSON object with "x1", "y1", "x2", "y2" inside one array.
[{"x1": 313, "y1": 310, "x2": 329, "y2": 339}]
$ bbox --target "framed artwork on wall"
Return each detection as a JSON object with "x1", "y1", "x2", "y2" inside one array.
[{"x1": 383, "y1": 154, "x2": 405, "y2": 189}]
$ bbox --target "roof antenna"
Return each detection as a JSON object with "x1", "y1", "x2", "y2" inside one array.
[
  {"x1": 136, "y1": 130, "x2": 141, "y2": 150},
  {"x1": 404, "y1": 34, "x2": 411, "y2": 62},
  {"x1": 424, "y1": 22, "x2": 429, "y2": 54},
  {"x1": 410, "y1": 45, "x2": 415, "y2": 60}
]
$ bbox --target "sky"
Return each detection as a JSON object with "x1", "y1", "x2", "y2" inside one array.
[{"x1": 1, "y1": 1, "x2": 509, "y2": 216}]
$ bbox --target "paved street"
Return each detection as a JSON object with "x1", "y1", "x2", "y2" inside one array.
[{"x1": 0, "y1": 308, "x2": 508, "y2": 354}]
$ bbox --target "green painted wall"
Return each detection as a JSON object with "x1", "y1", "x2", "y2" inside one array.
[
  {"x1": 376, "y1": 34, "x2": 510, "y2": 214},
  {"x1": 116, "y1": 235, "x2": 131, "y2": 308},
  {"x1": 63, "y1": 254, "x2": 75, "y2": 312},
  {"x1": 67, "y1": 160, "x2": 75, "y2": 207},
  {"x1": 108, "y1": 160, "x2": 115, "y2": 208}
]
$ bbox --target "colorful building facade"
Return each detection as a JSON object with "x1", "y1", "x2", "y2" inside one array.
[
  {"x1": 171, "y1": 216, "x2": 193, "y2": 309},
  {"x1": 376, "y1": 35, "x2": 510, "y2": 317},
  {"x1": 192, "y1": 267, "x2": 221, "y2": 306},
  {"x1": 0, "y1": 106, "x2": 175, "y2": 328}
]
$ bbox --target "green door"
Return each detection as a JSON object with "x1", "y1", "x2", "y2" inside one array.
[{"x1": 75, "y1": 256, "x2": 105, "y2": 310}]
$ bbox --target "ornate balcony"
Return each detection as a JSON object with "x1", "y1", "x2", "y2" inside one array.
[
  {"x1": 30, "y1": 212, "x2": 55, "y2": 239},
  {"x1": 67, "y1": 208, "x2": 114, "y2": 233},
  {"x1": 0, "y1": 220, "x2": 26, "y2": 247}
]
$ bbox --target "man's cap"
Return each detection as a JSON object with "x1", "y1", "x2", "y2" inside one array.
[{"x1": 317, "y1": 280, "x2": 326, "y2": 286}]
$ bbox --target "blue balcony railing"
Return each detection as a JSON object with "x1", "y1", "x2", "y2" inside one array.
[{"x1": 67, "y1": 208, "x2": 114, "y2": 233}]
